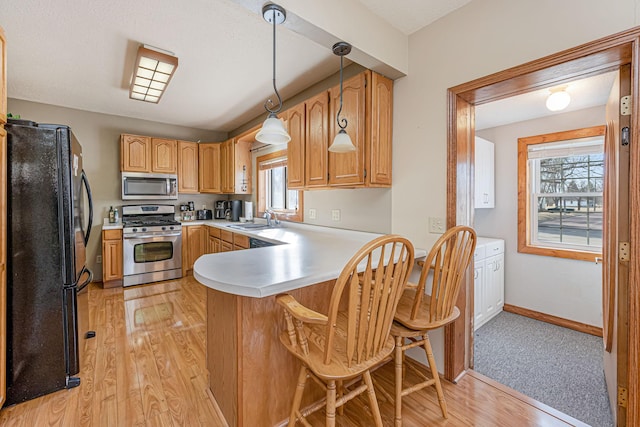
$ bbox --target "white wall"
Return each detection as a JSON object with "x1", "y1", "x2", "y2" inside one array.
[
  {"x1": 392, "y1": 0, "x2": 639, "y2": 368},
  {"x1": 7, "y1": 98, "x2": 227, "y2": 280},
  {"x1": 476, "y1": 106, "x2": 605, "y2": 327}
]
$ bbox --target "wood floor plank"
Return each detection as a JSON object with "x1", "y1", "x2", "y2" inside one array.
[{"x1": 0, "y1": 276, "x2": 588, "y2": 426}]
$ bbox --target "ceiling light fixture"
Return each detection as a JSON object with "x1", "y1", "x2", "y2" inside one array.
[
  {"x1": 328, "y1": 41, "x2": 356, "y2": 153},
  {"x1": 255, "y1": 3, "x2": 291, "y2": 145},
  {"x1": 129, "y1": 45, "x2": 178, "y2": 104},
  {"x1": 545, "y1": 86, "x2": 571, "y2": 112}
]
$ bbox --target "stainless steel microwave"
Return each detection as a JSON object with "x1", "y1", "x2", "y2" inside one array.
[{"x1": 121, "y1": 172, "x2": 178, "y2": 200}]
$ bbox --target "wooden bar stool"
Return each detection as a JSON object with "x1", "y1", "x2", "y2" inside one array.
[
  {"x1": 276, "y1": 234, "x2": 415, "y2": 427},
  {"x1": 391, "y1": 226, "x2": 476, "y2": 426}
]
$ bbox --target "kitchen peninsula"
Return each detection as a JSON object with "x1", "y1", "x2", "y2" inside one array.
[{"x1": 193, "y1": 223, "x2": 425, "y2": 426}]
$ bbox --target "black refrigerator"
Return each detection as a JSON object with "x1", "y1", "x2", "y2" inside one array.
[{"x1": 5, "y1": 119, "x2": 94, "y2": 405}]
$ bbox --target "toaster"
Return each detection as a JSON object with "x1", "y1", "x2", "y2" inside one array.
[{"x1": 196, "y1": 209, "x2": 213, "y2": 220}]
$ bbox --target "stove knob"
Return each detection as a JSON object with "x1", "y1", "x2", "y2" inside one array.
[
  {"x1": 142, "y1": 227, "x2": 147, "y2": 232},
  {"x1": 170, "y1": 226, "x2": 174, "y2": 230},
  {"x1": 162, "y1": 226, "x2": 167, "y2": 231},
  {"x1": 132, "y1": 228, "x2": 138, "y2": 233}
]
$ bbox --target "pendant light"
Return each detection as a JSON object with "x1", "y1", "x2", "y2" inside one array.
[
  {"x1": 255, "y1": 3, "x2": 291, "y2": 145},
  {"x1": 328, "y1": 41, "x2": 356, "y2": 153}
]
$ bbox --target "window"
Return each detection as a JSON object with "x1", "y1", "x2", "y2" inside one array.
[
  {"x1": 257, "y1": 149, "x2": 303, "y2": 222},
  {"x1": 518, "y1": 125, "x2": 605, "y2": 261}
]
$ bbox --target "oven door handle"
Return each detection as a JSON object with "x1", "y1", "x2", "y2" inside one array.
[{"x1": 123, "y1": 232, "x2": 182, "y2": 239}]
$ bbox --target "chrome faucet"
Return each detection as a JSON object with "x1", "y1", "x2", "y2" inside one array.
[{"x1": 263, "y1": 208, "x2": 280, "y2": 227}]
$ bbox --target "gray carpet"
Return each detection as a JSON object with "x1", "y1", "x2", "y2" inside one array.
[{"x1": 474, "y1": 311, "x2": 613, "y2": 427}]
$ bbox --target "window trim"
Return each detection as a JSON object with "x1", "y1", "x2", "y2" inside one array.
[
  {"x1": 256, "y1": 149, "x2": 303, "y2": 222},
  {"x1": 517, "y1": 125, "x2": 605, "y2": 262}
]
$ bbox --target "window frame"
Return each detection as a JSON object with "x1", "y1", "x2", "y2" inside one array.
[
  {"x1": 517, "y1": 125, "x2": 605, "y2": 261},
  {"x1": 256, "y1": 149, "x2": 303, "y2": 222}
]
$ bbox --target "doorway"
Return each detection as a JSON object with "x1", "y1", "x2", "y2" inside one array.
[{"x1": 444, "y1": 27, "x2": 640, "y2": 426}]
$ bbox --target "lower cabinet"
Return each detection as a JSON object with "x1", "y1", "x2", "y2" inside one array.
[
  {"x1": 102, "y1": 229, "x2": 123, "y2": 287},
  {"x1": 182, "y1": 225, "x2": 207, "y2": 275},
  {"x1": 473, "y1": 238, "x2": 504, "y2": 331}
]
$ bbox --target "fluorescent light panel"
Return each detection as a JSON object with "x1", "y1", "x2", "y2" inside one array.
[{"x1": 129, "y1": 45, "x2": 178, "y2": 104}]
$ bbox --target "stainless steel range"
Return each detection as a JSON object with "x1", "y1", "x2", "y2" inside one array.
[{"x1": 122, "y1": 204, "x2": 182, "y2": 287}]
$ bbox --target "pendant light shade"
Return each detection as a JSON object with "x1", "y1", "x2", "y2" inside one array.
[
  {"x1": 256, "y1": 3, "x2": 291, "y2": 145},
  {"x1": 329, "y1": 41, "x2": 356, "y2": 153},
  {"x1": 256, "y1": 112, "x2": 290, "y2": 144}
]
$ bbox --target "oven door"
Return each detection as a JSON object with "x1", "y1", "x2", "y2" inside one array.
[{"x1": 123, "y1": 231, "x2": 182, "y2": 278}]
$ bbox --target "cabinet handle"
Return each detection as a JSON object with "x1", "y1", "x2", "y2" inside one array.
[{"x1": 474, "y1": 270, "x2": 479, "y2": 279}]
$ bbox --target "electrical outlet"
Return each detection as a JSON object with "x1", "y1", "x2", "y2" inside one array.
[
  {"x1": 428, "y1": 217, "x2": 445, "y2": 234},
  {"x1": 331, "y1": 209, "x2": 341, "y2": 221},
  {"x1": 96, "y1": 255, "x2": 102, "y2": 264},
  {"x1": 308, "y1": 208, "x2": 317, "y2": 220}
]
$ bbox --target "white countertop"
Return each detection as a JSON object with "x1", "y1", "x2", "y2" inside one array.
[
  {"x1": 194, "y1": 221, "x2": 427, "y2": 298},
  {"x1": 102, "y1": 218, "x2": 122, "y2": 230}
]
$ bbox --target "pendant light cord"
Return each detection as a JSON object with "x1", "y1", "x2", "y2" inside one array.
[
  {"x1": 336, "y1": 54, "x2": 347, "y2": 130},
  {"x1": 265, "y1": 12, "x2": 283, "y2": 114}
]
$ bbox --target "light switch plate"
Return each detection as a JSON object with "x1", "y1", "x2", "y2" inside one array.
[
  {"x1": 331, "y1": 209, "x2": 341, "y2": 221},
  {"x1": 428, "y1": 217, "x2": 445, "y2": 233},
  {"x1": 308, "y1": 208, "x2": 317, "y2": 220},
  {"x1": 96, "y1": 255, "x2": 102, "y2": 264}
]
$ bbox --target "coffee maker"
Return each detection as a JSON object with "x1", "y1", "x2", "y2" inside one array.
[{"x1": 214, "y1": 200, "x2": 227, "y2": 219}]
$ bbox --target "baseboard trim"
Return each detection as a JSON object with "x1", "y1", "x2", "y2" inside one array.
[{"x1": 503, "y1": 304, "x2": 602, "y2": 337}]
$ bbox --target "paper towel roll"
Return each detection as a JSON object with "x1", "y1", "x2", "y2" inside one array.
[{"x1": 244, "y1": 201, "x2": 253, "y2": 220}]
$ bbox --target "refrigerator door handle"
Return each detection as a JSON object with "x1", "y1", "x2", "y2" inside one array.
[{"x1": 81, "y1": 170, "x2": 94, "y2": 247}]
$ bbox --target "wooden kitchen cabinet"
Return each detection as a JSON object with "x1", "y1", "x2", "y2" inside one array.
[
  {"x1": 182, "y1": 225, "x2": 207, "y2": 274},
  {"x1": 151, "y1": 138, "x2": 177, "y2": 174},
  {"x1": 199, "y1": 142, "x2": 222, "y2": 193},
  {"x1": 233, "y1": 234, "x2": 249, "y2": 250},
  {"x1": 221, "y1": 138, "x2": 252, "y2": 194},
  {"x1": 305, "y1": 91, "x2": 330, "y2": 188},
  {"x1": 207, "y1": 226, "x2": 221, "y2": 253},
  {"x1": 178, "y1": 140, "x2": 199, "y2": 193},
  {"x1": 285, "y1": 102, "x2": 306, "y2": 189},
  {"x1": 102, "y1": 229, "x2": 123, "y2": 288},
  {"x1": 0, "y1": 26, "x2": 6, "y2": 124},
  {"x1": 121, "y1": 134, "x2": 151, "y2": 172},
  {"x1": 286, "y1": 70, "x2": 393, "y2": 190}
]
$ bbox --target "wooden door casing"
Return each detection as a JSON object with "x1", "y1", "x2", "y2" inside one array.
[{"x1": 448, "y1": 27, "x2": 640, "y2": 424}]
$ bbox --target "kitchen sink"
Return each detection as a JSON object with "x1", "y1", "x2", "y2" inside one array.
[{"x1": 227, "y1": 223, "x2": 270, "y2": 230}]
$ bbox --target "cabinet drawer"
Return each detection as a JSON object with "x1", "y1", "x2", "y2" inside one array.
[
  {"x1": 485, "y1": 240, "x2": 504, "y2": 256},
  {"x1": 103, "y1": 229, "x2": 122, "y2": 241},
  {"x1": 220, "y1": 229, "x2": 234, "y2": 243},
  {"x1": 209, "y1": 226, "x2": 221, "y2": 238},
  {"x1": 474, "y1": 245, "x2": 486, "y2": 260},
  {"x1": 233, "y1": 234, "x2": 249, "y2": 250}
]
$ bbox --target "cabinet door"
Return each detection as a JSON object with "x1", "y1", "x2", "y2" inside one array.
[
  {"x1": 102, "y1": 238, "x2": 123, "y2": 283},
  {"x1": 121, "y1": 134, "x2": 151, "y2": 172},
  {"x1": 473, "y1": 260, "x2": 485, "y2": 330},
  {"x1": 286, "y1": 103, "x2": 305, "y2": 189},
  {"x1": 328, "y1": 73, "x2": 366, "y2": 186},
  {"x1": 474, "y1": 137, "x2": 495, "y2": 208},
  {"x1": 369, "y1": 71, "x2": 393, "y2": 186},
  {"x1": 221, "y1": 138, "x2": 235, "y2": 193},
  {"x1": 489, "y1": 253, "x2": 505, "y2": 311},
  {"x1": 187, "y1": 226, "x2": 207, "y2": 269},
  {"x1": 305, "y1": 91, "x2": 329, "y2": 188},
  {"x1": 151, "y1": 138, "x2": 177, "y2": 174},
  {"x1": 178, "y1": 141, "x2": 199, "y2": 193},
  {"x1": 0, "y1": 27, "x2": 6, "y2": 124},
  {"x1": 233, "y1": 140, "x2": 252, "y2": 194},
  {"x1": 199, "y1": 143, "x2": 222, "y2": 193}
]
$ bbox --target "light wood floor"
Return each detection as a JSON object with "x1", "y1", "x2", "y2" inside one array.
[{"x1": 0, "y1": 276, "x2": 587, "y2": 426}]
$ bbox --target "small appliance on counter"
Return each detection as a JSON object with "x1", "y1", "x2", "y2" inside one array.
[
  {"x1": 197, "y1": 209, "x2": 213, "y2": 220},
  {"x1": 180, "y1": 201, "x2": 195, "y2": 221},
  {"x1": 229, "y1": 199, "x2": 243, "y2": 222},
  {"x1": 214, "y1": 200, "x2": 228, "y2": 219}
]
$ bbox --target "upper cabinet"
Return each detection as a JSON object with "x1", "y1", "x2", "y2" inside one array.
[
  {"x1": 474, "y1": 136, "x2": 495, "y2": 208},
  {"x1": 286, "y1": 70, "x2": 393, "y2": 190},
  {"x1": 178, "y1": 140, "x2": 199, "y2": 193},
  {"x1": 151, "y1": 138, "x2": 177, "y2": 174},
  {"x1": 121, "y1": 134, "x2": 177, "y2": 174},
  {"x1": 221, "y1": 138, "x2": 251, "y2": 194},
  {"x1": 121, "y1": 134, "x2": 151, "y2": 172},
  {"x1": 0, "y1": 26, "x2": 6, "y2": 124},
  {"x1": 199, "y1": 142, "x2": 221, "y2": 193}
]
